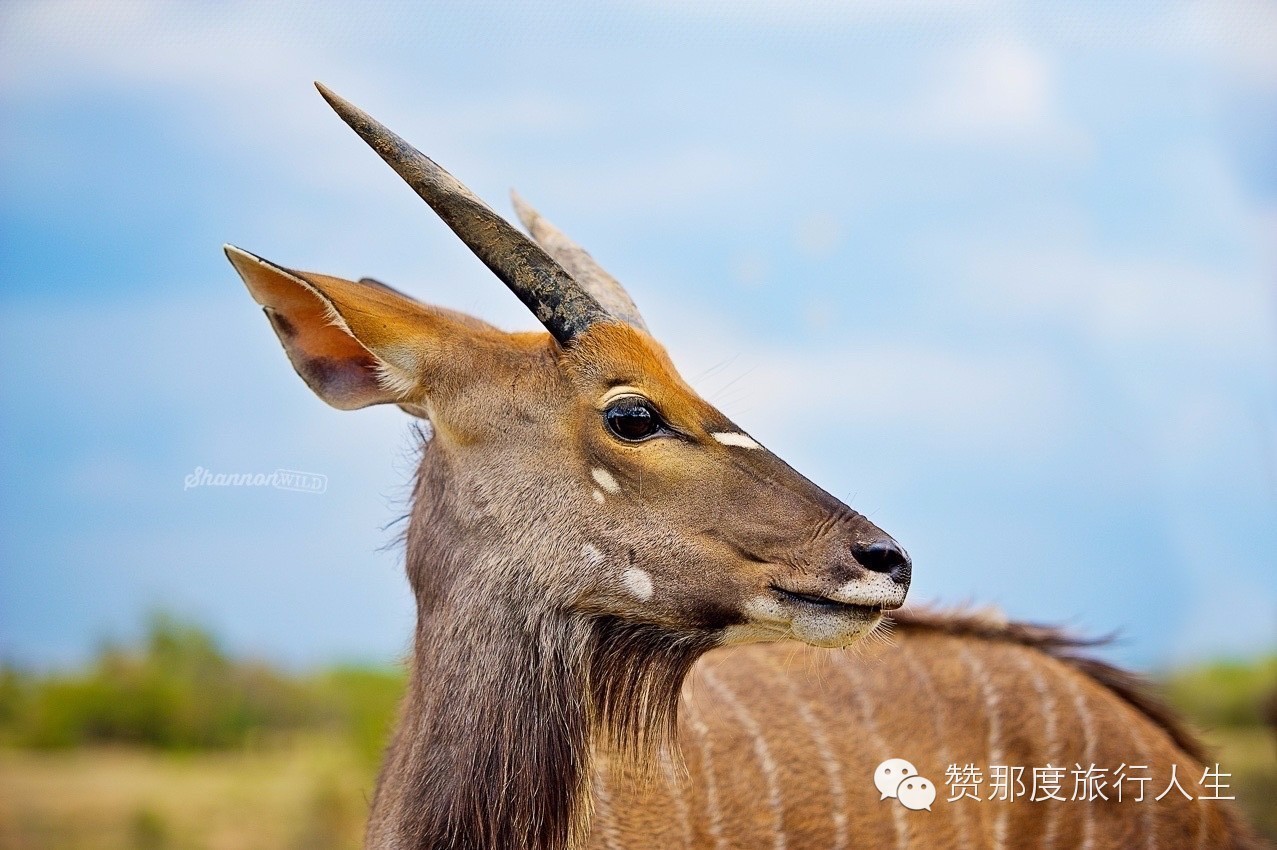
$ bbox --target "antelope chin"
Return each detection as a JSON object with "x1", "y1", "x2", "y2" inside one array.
[
  {"x1": 789, "y1": 607, "x2": 885, "y2": 648},
  {"x1": 720, "y1": 590, "x2": 888, "y2": 649}
]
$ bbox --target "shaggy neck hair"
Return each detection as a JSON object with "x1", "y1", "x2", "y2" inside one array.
[{"x1": 365, "y1": 440, "x2": 716, "y2": 850}]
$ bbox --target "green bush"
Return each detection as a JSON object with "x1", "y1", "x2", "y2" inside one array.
[
  {"x1": 0, "y1": 613, "x2": 404, "y2": 752},
  {"x1": 4, "y1": 612, "x2": 1270, "y2": 762},
  {"x1": 308, "y1": 665, "x2": 405, "y2": 764},
  {"x1": 1160, "y1": 655, "x2": 1277, "y2": 730}
]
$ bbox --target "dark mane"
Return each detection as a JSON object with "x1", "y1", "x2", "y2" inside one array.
[
  {"x1": 372, "y1": 607, "x2": 716, "y2": 850},
  {"x1": 371, "y1": 441, "x2": 720, "y2": 850},
  {"x1": 889, "y1": 606, "x2": 1209, "y2": 763},
  {"x1": 587, "y1": 616, "x2": 717, "y2": 759}
]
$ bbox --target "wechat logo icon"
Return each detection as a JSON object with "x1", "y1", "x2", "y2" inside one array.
[{"x1": 874, "y1": 758, "x2": 936, "y2": 812}]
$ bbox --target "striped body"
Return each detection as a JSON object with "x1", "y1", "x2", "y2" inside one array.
[{"x1": 589, "y1": 619, "x2": 1260, "y2": 850}]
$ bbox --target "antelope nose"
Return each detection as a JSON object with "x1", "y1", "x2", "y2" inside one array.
[{"x1": 852, "y1": 537, "x2": 911, "y2": 583}]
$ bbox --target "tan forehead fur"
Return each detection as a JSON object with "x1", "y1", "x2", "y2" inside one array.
[{"x1": 564, "y1": 321, "x2": 730, "y2": 437}]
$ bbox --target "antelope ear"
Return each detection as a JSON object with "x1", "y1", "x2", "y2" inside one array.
[{"x1": 224, "y1": 245, "x2": 438, "y2": 411}]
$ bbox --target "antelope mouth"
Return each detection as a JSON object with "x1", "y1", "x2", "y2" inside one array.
[
  {"x1": 770, "y1": 586, "x2": 884, "y2": 618},
  {"x1": 718, "y1": 584, "x2": 894, "y2": 649}
]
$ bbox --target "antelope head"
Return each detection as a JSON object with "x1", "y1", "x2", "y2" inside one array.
[
  {"x1": 225, "y1": 85, "x2": 910, "y2": 659},
  {"x1": 227, "y1": 85, "x2": 914, "y2": 847}
]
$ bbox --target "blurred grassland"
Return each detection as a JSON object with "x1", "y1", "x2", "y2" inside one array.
[{"x1": 0, "y1": 615, "x2": 1273, "y2": 848}]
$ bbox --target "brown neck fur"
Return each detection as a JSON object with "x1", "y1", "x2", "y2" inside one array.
[{"x1": 365, "y1": 437, "x2": 715, "y2": 850}]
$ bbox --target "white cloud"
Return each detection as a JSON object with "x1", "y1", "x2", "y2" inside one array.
[
  {"x1": 1141, "y1": 0, "x2": 1277, "y2": 90},
  {"x1": 627, "y1": 0, "x2": 1007, "y2": 29},
  {"x1": 794, "y1": 212, "x2": 844, "y2": 259},
  {"x1": 625, "y1": 0, "x2": 1277, "y2": 88},
  {"x1": 1169, "y1": 0, "x2": 1277, "y2": 85},
  {"x1": 645, "y1": 297, "x2": 1076, "y2": 455},
  {"x1": 744, "y1": 341, "x2": 1072, "y2": 449},
  {"x1": 907, "y1": 38, "x2": 1087, "y2": 154},
  {"x1": 741, "y1": 34, "x2": 1087, "y2": 157},
  {"x1": 966, "y1": 246, "x2": 1276, "y2": 363},
  {"x1": 538, "y1": 146, "x2": 760, "y2": 214},
  {"x1": 0, "y1": 1, "x2": 587, "y2": 200}
]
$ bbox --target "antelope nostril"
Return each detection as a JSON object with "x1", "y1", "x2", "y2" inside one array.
[{"x1": 852, "y1": 537, "x2": 910, "y2": 580}]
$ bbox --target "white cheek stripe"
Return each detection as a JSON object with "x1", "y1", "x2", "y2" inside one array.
[
  {"x1": 592, "y1": 489, "x2": 606, "y2": 504},
  {"x1": 582, "y1": 543, "x2": 605, "y2": 567},
  {"x1": 622, "y1": 567, "x2": 654, "y2": 601},
  {"x1": 592, "y1": 467, "x2": 620, "y2": 494},
  {"x1": 711, "y1": 431, "x2": 762, "y2": 450}
]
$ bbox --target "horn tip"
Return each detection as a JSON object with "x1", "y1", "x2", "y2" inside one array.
[
  {"x1": 509, "y1": 189, "x2": 537, "y2": 228},
  {"x1": 314, "y1": 81, "x2": 360, "y2": 125}
]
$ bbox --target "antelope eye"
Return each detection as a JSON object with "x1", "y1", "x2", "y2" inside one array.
[{"x1": 604, "y1": 399, "x2": 663, "y2": 442}]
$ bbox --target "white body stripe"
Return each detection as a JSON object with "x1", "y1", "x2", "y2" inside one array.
[
  {"x1": 661, "y1": 754, "x2": 693, "y2": 850},
  {"x1": 1014, "y1": 648, "x2": 1060, "y2": 849},
  {"x1": 591, "y1": 770, "x2": 622, "y2": 850},
  {"x1": 841, "y1": 664, "x2": 910, "y2": 850},
  {"x1": 1063, "y1": 670, "x2": 1097, "y2": 850},
  {"x1": 702, "y1": 669, "x2": 787, "y2": 850},
  {"x1": 685, "y1": 698, "x2": 729, "y2": 850},
  {"x1": 783, "y1": 677, "x2": 848, "y2": 850},
  {"x1": 902, "y1": 643, "x2": 974, "y2": 847},
  {"x1": 1125, "y1": 721, "x2": 1157, "y2": 848},
  {"x1": 960, "y1": 646, "x2": 1006, "y2": 850}
]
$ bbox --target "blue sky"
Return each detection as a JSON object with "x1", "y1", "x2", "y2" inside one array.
[{"x1": 2, "y1": 1, "x2": 1274, "y2": 670}]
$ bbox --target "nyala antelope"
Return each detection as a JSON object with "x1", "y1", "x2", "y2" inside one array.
[{"x1": 225, "y1": 84, "x2": 1265, "y2": 849}]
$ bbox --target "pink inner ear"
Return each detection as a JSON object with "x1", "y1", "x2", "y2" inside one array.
[
  {"x1": 247, "y1": 265, "x2": 394, "y2": 410},
  {"x1": 263, "y1": 306, "x2": 388, "y2": 409}
]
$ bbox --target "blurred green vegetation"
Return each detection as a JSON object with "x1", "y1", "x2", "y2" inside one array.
[
  {"x1": 0, "y1": 615, "x2": 1272, "y2": 847},
  {"x1": 7, "y1": 614, "x2": 1271, "y2": 757},
  {"x1": 0, "y1": 613, "x2": 404, "y2": 764},
  {"x1": 1160, "y1": 653, "x2": 1277, "y2": 843},
  {"x1": 1162, "y1": 654, "x2": 1277, "y2": 729}
]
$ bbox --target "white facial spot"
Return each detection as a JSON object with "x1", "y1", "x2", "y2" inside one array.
[
  {"x1": 622, "y1": 567, "x2": 654, "y2": 601},
  {"x1": 874, "y1": 758, "x2": 919, "y2": 800},
  {"x1": 582, "y1": 543, "x2": 605, "y2": 568},
  {"x1": 591, "y1": 467, "x2": 620, "y2": 494},
  {"x1": 711, "y1": 431, "x2": 762, "y2": 450},
  {"x1": 592, "y1": 489, "x2": 606, "y2": 504}
]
